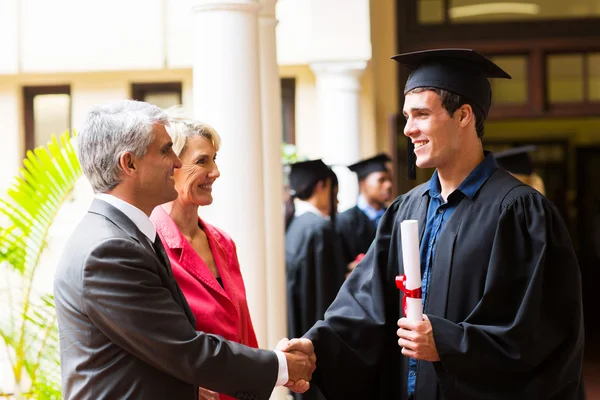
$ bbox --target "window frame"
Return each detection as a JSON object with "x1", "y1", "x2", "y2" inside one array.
[
  {"x1": 23, "y1": 85, "x2": 71, "y2": 155},
  {"x1": 130, "y1": 82, "x2": 183, "y2": 106},
  {"x1": 281, "y1": 78, "x2": 296, "y2": 145},
  {"x1": 402, "y1": 0, "x2": 600, "y2": 39}
]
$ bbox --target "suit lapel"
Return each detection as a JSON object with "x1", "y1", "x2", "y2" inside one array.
[{"x1": 89, "y1": 199, "x2": 196, "y2": 326}]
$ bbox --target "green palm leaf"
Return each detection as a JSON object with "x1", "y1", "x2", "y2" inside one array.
[{"x1": 0, "y1": 130, "x2": 82, "y2": 399}]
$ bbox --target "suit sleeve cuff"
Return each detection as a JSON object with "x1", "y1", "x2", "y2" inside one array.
[{"x1": 274, "y1": 350, "x2": 289, "y2": 387}]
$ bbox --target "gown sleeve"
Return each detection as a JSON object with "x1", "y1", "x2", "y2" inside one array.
[
  {"x1": 304, "y1": 196, "x2": 404, "y2": 400},
  {"x1": 297, "y1": 221, "x2": 345, "y2": 332},
  {"x1": 429, "y1": 189, "x2": 584, "y2": 394}
]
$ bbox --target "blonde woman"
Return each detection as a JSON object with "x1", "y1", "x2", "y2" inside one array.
[{"x1": 150, "y1": 108, "x2": 258, "y2": 400}]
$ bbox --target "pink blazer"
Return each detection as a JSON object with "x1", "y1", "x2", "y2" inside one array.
[{"x1": 150, "y1": 206, "x2": 259, "y2": 399}]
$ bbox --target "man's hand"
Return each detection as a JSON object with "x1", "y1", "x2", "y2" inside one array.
[
  {"x1": 198, "y1": 387, "x2": 219, "y2": 400},
  {"x1": 278, "y1": 338, "x2": 316, "y2": 393},
  {"x1": 397, "y1": 315, "x2": 440, "y2": 362},
  {"x1": 284, "y1": 338, "x2": 316, "y2": 365}
]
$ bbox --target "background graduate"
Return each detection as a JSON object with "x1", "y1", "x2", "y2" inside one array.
[
  {"x1": 284, "y1": 49, "x2": 584, "y2": 400},
  {"x1": 336, "y1": 153, "x2": 393, "y2": 275},
  {"x1": 494, "y1": 145, "x2": 546, "y2": 195},
  {"x1": 284, "y1": 159, "x2": 345, "y2": 400}
]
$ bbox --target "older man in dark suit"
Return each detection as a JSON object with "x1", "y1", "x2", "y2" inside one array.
[{"x1": 54, "y1": 100, "x2": 314, "y2": 400}]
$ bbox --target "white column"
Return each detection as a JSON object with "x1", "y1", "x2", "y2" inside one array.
[
  {"x1": 310, "y1": 61, "x2": 367, "y2": 212},
  {"x1": 190, "y1": 0, "x2": 269, "y2": 348},
  {"x1": 259, "y1": 0, "x2": 286, "y2": 348},
  {"x1": 258, "y1": 2, "x2": 289, "y2": 398}
]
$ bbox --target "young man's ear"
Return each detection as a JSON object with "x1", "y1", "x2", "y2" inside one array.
[
  {"x1": 119, "y1": 152, "x2": 137, "y2": 176},
  {"x1": 457, "y1": 104, "x2": 473, "y2": 128}
]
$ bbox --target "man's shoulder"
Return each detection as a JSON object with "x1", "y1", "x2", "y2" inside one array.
[
  {"x1": 337, "y1": 206, "x2": 361, "y2": 224},
  {"x1": 56, "y1": 212, "x2": 143, "y2": 278},
  {"x1": 480, "y1": 169, "x2": 543, "y2": 207}
]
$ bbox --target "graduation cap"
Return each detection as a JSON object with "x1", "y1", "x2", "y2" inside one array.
[
  {"x1": 348, "y1": 153, "x2": 391, "y2": 181},
  {"x1": 288, "y1": 159, "x2": 332, "y2": 196},
  {"x1": 494, "y1": 145, "x2": 536, "y2": 175},
  {"x1": 392, "y1": 48, "x2": 512, "y2": 179}
]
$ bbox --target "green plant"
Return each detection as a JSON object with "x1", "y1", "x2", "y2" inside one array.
[{"x1": 0, "y1": 131, "x2": 82, "y2": 399}]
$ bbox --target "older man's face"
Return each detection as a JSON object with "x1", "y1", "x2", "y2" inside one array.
[{"x1": 134, "y1": 124, "x2": 182, "y2": 208}]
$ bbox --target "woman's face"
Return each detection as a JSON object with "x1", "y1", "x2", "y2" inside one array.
[{"x1": 173, "y1": 135, "x2": 220, "y2": 207}]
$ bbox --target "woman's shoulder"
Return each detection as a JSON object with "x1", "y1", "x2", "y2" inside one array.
[{"x1": 200, "y1": 218, "x2": 236, "y2": 248}]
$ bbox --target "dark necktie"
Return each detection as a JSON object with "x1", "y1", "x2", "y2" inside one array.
[{"x1": 152, "y1": 236, "x2": 172, "y2": 276}]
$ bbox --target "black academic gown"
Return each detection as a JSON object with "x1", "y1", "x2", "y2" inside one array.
[
  {"x1": 336, "y1": 205, "x2": 377, "y2": 265},
  {"x1": 305, "y1": 168, "x2": 584, "y2": 400},
  {"x1": 286, "y1": 211, "x2": 345, "y2": 400}
]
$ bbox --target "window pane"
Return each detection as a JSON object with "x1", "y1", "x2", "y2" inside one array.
[
  {"x1": 144, "y1": 92, "x2": 181, "y2": 109},
  {"x1": 547, "y1": 54, "x2": 584, "y2": 103},
  {"x1": 446, "y1": 0, "x2": 600, "y2": 23},
  {"x1": 490, "y1": 55, "x2": 528, "y2": 105},
  {"x1": 33, "y1": 94, "x2": 70, "y2": 147},
  {"x1": 419, "y1": 0, "x2": 445, "y2": 24},
  {"x1": 589, "y1": 53, "x2": 600, "y2": 101}
]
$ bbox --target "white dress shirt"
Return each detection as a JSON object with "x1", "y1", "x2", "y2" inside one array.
[
  {"x1": 94, "y1": 194, "x2": 289, "y2": 387},
  {"x1": 294, "y1": 198, "x2": 328, "y2": 219}
]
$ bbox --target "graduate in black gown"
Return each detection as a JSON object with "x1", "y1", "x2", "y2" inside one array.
[
  {"x1": 336, "y1": 154, "x2": 393, "y2": 272},
  {"x1": 283, "y1": 49, "x2": 584, "y2": 400},
  {"x1": 494, "y1": 145, "x2": 546, "y2": 195},
  {"x1": 285, "y1": 159, "x2": 345, "y2": 400}
]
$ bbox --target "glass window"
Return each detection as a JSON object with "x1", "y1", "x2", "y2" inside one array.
[
  {"x1": 144, "y1": 92, "x2": 181, "y2": 109},
  {"x1": 419, "y1": 0, "x2": 600, "y2": 24},
  {"x1": 547, "y1": 54, "x2": 584, "y2": 103},
  {"x1": 131, "y1": 83, "x2": 182, "y2": 109},
  {"x1": 281, "y1": 78, "x2": 296, "y2": 144},
  {"x1": 33, "y1": 94, "x2": 71, "y2": 147},
  {"x1": 490, "y1": 55, "x2": 528, "y2": 105},
  {"x1": 418, "y1": 0, "x2": 445, "y2": 24},
  {"x1": 589, "y1": 53, "x2": 600, "y2": 101}
]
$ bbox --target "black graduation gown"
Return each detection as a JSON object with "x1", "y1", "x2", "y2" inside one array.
[
  {"x1": 286, "y1": 212, "x2": 345, "y2": 400},
  {"x1": 305, "y1": 168, "x2": 584, "y2": 400},
  {"x1": 336, "y1": 205, "x2": 377, "y2": 265}
]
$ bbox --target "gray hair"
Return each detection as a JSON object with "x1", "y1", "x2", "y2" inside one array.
[
  {"x1": 163, "y1": 106, "x2": 221, "y2": 157},
  {"x1": 78, "y1": 100, "x2": 169, "y2": 193}
]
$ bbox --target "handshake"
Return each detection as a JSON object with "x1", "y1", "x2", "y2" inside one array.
[{"x1": 276, "y1": 338, "x2": 316, "y2": 394}]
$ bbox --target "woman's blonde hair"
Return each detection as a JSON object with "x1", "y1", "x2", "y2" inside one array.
[{"x1": 163, "y1": 106, "x2": 221, "y2": 157}]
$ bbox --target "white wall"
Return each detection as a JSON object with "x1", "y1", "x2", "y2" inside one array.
[
  {"x1": 165, "y1": 0, "x2": 194, "y2": 68},
  {"x1": 276, "y1": 0, "x2": 372, "y2": 65},
  {"x1": 0, "y1": 83, "x2": 21, "y2": 190},
  {"x1": 21, "y1": 0, "x2": 165, "y2": 72},
  {"x1": 0, "y1": 0, "x2": 18, "y2": 74}
]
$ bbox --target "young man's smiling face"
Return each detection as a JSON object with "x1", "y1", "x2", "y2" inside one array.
[{"x1": 403, "y1": 89, "x2": 463, "y2": 171}]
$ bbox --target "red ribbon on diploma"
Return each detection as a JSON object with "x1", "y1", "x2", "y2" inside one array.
[
  {"x1": 395, "y1": 275, "x2": 422, "y2": 317},
  {"x1": 354, "y1": 253, "x2": 365, "y2": 264}
]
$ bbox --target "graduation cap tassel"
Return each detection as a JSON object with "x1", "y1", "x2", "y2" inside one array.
[{"x1": 407, "y1": 137, "x2": 416, "y2": 180}]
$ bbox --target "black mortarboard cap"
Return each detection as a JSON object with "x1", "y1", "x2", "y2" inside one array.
[
  {"x1": 288, "y1": 159, "x2": 331, "y2": 195},
  {"x1": 348, "y1": 153, "x2": 391, "y2": 181},
  {"x1": 392, "y1": 48, "x2": 511, "y2": 179},
  {"x1": 392, "y1": 48, "x2": 511, "y2": 118},
  {"x1": 494, "y1": 145, "x2": 536, "y2": 175}
]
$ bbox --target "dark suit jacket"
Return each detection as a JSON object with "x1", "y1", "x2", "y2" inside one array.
[{"x1": 54, "y1": 199, "x2": 278, "y2": 400}]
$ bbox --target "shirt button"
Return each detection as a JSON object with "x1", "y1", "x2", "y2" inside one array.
[
  {"x1": 410, "y1": 371, "x2": 416, "y2": 377},
  {"x1": 438, "y1": 209, "x2": 443, "y2": 214}
]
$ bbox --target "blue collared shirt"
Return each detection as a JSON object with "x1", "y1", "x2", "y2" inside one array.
[
  {"x1": 356, "y1": 195, "x2": 386, "y2": 227},
  {"x1": 407, "y1": 153, "x2": 497, "y2": 395}
]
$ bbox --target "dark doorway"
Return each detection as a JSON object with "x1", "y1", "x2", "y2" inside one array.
[
  {"x1": 576, "y1": 146, "x2": 600, "y2": 335},
  {"x1": 576, "y1": 146, "x2": 600, "y2": 399}
]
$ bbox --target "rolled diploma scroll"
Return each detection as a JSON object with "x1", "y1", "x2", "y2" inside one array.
[{"x1": 400, "y1": 220, "x2": 423, "y2": 321}]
